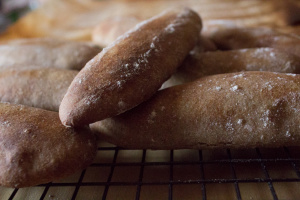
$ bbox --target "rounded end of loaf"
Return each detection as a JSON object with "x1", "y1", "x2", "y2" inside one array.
[
  {"x1": 0, "y1": 103, "x2": 98, "y2": 188},
  {"x1": 59, "y1": 98, "x2": 77, "y2": 127},
  {"x1": 58, "y1": 56, "x2": 107, "y2": 127}
]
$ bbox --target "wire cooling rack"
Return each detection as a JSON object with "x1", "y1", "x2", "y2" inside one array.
[{"x1": 1, "y1": 141, "x2": 300, "y2": 200}]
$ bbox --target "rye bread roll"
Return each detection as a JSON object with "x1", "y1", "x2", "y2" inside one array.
[
  {"x1": 274, "y1": 25, "x2": 300, "y2": 36},
  {"x1": 59, "y1": 7, "x2": 202, "y2": 127},
  {"x1": 210, "y1": 27, "x2": 300, "y2": 56},
  {"x1": 0, "y1": 103, "x2": 97, "y2": 188},
  {"x1": 162, "y1": 47, "x2": 300, "y2": 88},
  {"x1": 0, "y1": 68, "x2": 77, "y2": 111},
  {"x1": 91, "y1": 71, "x2": 300, "y2": 149},
  {"x1": 0, "y1": 38, "x2": 100, "y2": 71}
]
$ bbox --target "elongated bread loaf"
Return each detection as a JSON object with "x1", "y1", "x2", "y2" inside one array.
[
  {"x1": 60, "y1": 8, "x2": 202, "y2": 127},
  {"x1": 0, "y1": 103, "x2": 97, "y2": 188},
  {"x1": 162, "y1": 47, "x2": 300, "y2": 88},
  {"x1": 0, "y1": 38, "x2": 100, "y2": 71},
  {"x1": 91, "y1": 72, "x2": 300, "y2": 149},
  {"x1": 0, "y1": 68, "x2": 77, "y2": 111}
]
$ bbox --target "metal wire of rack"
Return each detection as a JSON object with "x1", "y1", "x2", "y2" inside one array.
[{"x1": 1, "y1": 141, "x2": 300, "y2": 200}]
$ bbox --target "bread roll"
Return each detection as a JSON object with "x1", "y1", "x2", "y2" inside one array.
[
  {"x1": 0, "y1": 68, "x2": 77, "y2": 111},
  {"x1": 192, "y1": 36, "x2": 217, "y2": 52},
  {"x1": 59, "y1": 7, "x2": 202, "y2": 127},
  {"x1": 162, "y1": 47, "x2": 300, "y2": 88},
  {"x1": 91, "y1": 72, "x2": 300, "y2": 149},
  {"x1": 274, "y1": 25, "x2": 300, "y2": 36},
  {"x1": 210, "y1": 27, "x2": 300, "y2": 56},
  {"x1": 0, "y1": 38, "x2": 100, "y2": 71},
  {"x1": 0, "y1": 103, "x2": 97, "y2": 188}
]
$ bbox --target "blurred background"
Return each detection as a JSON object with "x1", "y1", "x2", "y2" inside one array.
[{"x1": 0, "y1": 0, "x2": 44, "y2": 32}]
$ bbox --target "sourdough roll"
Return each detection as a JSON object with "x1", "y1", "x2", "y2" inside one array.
[
  {"x1": 91, "y1": 72, "x2": 300, "y2": 149},
  {"x1": 162, "y1": 47, "x2": 300, "y2": 88},
  {"x1": 0, "y1": 38, "x2": 100, "y2": 71},
  {"x1": 60, "y1": 7, "x2": 202, "y2": 127},
  {"x1": 0, "y1": 68, "x2": 77, "y2": 111},
  {"x1": 0, "y1": 103, "x2": 97, "y2": 188}
]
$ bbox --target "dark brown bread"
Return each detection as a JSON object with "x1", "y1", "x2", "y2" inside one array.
[
  {"x1": 91, "y1": 72, "x2": 300, "y2": 149},
  {"x1": 274, "y1": 25, "x2": 300, "y2": 36},
  {"x1": 0, "y1": 68, "x2": 77, "y2": 111},
  {"x1": 0, "y1": 38, "x2": 100, "y2": 71},
  {"x1": 162, "y1": 47, "x2": 300, "y2": 88},
  {"x1": 0, "y1": 103, "x2": 97, "y2": 188},
  {"x1": 210, "y1": 27, "x2": 300, "y2": 56},
  {"x1": 59, "y1": 7, "x2": 202, "y2": 127}
]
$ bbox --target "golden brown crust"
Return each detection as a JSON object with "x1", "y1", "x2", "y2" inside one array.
[
  {"x1": 91, "y1": 72, "x2": 300, "y2": 149},
  {"x1": 0, "y1": 38, "x2": 100, "y2": 71},
  {"x1": 59, "y1": 7, "x2": 202, "y2": 127},
  {"x1": 162, "y1": 48, "x2": 300, "y2": 88},
  {"x1": 0, "y1": 103, "x2": 97, "y2": 188},
  {"x1": 0, "y1": 68, "x2": 77, "y2": 111}
]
